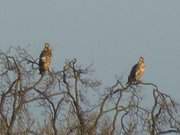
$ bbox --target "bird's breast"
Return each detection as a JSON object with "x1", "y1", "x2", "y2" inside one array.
[{"x1": 140, "y1": 65, "x2": 145, "y2": 73}]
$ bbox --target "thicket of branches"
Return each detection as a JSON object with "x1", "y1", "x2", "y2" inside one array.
[{"x1": 0, "y1": 46, "x2": 179, "y2": 135}]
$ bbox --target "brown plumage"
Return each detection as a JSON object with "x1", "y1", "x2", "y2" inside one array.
[
  {"x1": 39, "y1": 43, "x2": 52, "y2": 75},
  {"x1": 127, "y1": 57, "x2": 145, "y2": 84}
]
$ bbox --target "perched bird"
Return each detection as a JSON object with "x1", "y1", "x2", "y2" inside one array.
[
  {"x1": 127, "y1": 56, "x2": 145, "y2": 84},
  {"x1": 39, "y1": 43, "x2": 52, "y2": 75}
]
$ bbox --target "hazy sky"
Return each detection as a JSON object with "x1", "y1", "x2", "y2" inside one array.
[{"x1": 0, "y1": 0, "x2": 180, "y2": 100}]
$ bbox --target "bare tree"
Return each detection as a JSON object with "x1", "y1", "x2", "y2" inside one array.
[{"x1": 0, "y1": 46, "x2": 179, "y2": 135}]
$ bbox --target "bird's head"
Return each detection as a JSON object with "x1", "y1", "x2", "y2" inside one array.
[
  {"x1": 44, "y1": 42, "x2": 50, "y2": 49},
  {"x1": 138, "y1": 56, "x2": 144, "y2": 64}
]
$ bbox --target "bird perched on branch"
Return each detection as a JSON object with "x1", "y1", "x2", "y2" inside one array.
[
  {"x1": 39, "y1": 43, "x2": 52, "y2": 75},
  {"x1": 127, "y1": 56, "x2": 145, "y2": 84}
]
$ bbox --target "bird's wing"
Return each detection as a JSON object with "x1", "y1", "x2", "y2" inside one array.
[
  {"x1": 128, "y1": 63, "x2": 138, "y2": 82},
  {"x1": 39, "y1": 50, "x2": 47, "y2": 63}
]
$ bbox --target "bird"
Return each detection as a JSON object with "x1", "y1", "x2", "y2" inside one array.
[
  {"x1": 39, "y1": 43, "x2": 52, "y2": 75},
  {"x1": 127, "y1": 56, "x2": 145, "y2": 84}
]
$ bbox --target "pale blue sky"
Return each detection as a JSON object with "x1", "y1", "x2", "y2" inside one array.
[{"x1": 0, "y1": 0, "x2": 180, "y2": 100}]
